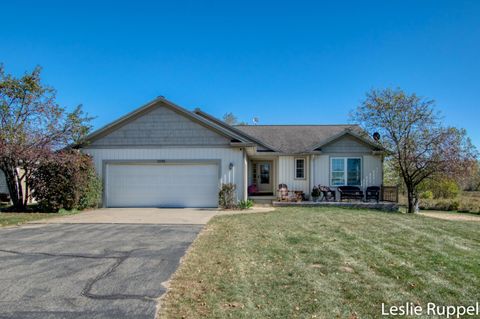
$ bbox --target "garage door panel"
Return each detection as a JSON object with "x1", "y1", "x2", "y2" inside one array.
[{"x1": 106, "y1": 163, "x2": 218, "y2": 208}]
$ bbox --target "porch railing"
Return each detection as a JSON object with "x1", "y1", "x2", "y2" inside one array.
[{"x1": 381, "y1": 185, "x2": 399, "y2": 203}]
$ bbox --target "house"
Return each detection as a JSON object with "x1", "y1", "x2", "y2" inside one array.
[
  {"x1": 78, "y1": 97, "x2": 384, "y2": 208},
  {"x1": 0, "y1": 170, "x2": 8, "y2": 195}
]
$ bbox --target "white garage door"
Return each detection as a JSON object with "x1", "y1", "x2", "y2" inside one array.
[{"x1": 106, "y1": 163, "x2": 219, "y2": 208}]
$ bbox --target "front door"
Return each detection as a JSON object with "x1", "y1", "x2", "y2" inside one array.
[{"x1": 256, "y1": 162, "x2": 272, "y2": 192}]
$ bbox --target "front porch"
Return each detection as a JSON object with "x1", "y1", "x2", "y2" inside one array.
[
  {"x1": 247, "y1": 157, "x2": 277, "y2": 197},
  {"x1": 272, "y1": 200, "x2": 399, "y2": 212},
  {"x1": 244, "y1": 152, "x2": 398, "y2": 209},
  {"x1": 246, "y1": 155, "x2": 309, "y2": 204}
]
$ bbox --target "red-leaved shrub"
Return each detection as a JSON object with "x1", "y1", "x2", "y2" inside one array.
[{"x1": 30, "y1": 151, "x2": 101, "y2": 211}]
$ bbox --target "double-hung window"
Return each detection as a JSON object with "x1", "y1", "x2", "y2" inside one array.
[
  {"x1": 330, "y1": 157, "x2": 361, "y2": 186},
  {"x1": 295, "y1": 158, "x2": 305, "y2": 179}
]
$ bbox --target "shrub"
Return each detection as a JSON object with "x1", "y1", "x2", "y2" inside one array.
[
  {"x1": 77, "y1": 166, "x2": 102, "y2": 210},
  {"x1": 238, "y1": 199, "x2": 254, "y2": 210},
  {"x1": 420, "y1": 190, "x2": 433, "y2": 199},
  {"x1": 417, "y1": 191, "x2": 480, "y2": 213},
  {"x1": 458, "y1": 198, "x2": 480, "y2": 214},
  {"x1": 30, "y1": 151, "x2": 102, "y2": 212},
  {"x1": 311, "y1": 186, "x2": 321, "y2": 199},
  {"x1": 218, "y1": 183, "x2": 237, "y2": 209},
  {"x1": 434, "y1": 179, "x2": 460, "y2": 199},
  {"x1": 421, "y1": 178, "x2": 460, "y2": 199},
  {"x1": 419, "y1": 198, "x2": 459, "y2": 211}
]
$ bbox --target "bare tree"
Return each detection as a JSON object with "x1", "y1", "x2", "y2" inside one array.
[
  {"x1": 456, "y1": 160, "x2": 480, "y2": 191},
  {"x1": 222, "y1": 112, "x2": 238, "y2": 125},
  {"x1": 222, "y1": 112, "x2": 247, "y2": 126},
  {"x1": 352, "y1": 88, "x2": 477, "y2": 213},
  {"x1": 0, "y1": 65, "x2": 93, "y2": 210}
]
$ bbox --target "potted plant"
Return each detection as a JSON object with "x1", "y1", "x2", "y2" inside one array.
[{"x1": 311, "y1": 186, "x2": 321, "y2": 202}]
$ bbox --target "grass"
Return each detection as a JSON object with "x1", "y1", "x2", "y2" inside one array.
[
  {"x1": 159, "y1": 207, "x2": 480, "y2": 319},
  {"x1": 0, "y1": 208, "x2": 79, "y2": 227}
]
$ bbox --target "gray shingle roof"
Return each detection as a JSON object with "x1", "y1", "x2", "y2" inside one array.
[{"x1": 234, "y1": 125, "x2": 362, "y2": 153}]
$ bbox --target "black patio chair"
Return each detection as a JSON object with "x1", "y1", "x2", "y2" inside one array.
[
  {"x1": 366, "y1": 186, "x2": 381, "y2": 202},
  {"x1": 337, "y1": 186, "x2": 364, "y2": 202},
  {"x1": 319, "y1": 185, "x2": 336, "y2": 202}
]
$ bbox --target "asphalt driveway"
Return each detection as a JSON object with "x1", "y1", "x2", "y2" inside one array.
[{"x1": 0, "y1": 221, "x2": 203, "y2": 319}]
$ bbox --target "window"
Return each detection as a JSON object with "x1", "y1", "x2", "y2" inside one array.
[
  {"x1": 331, "y1": 158, "x2": 345, "y2": 186},
  {"x1": 259, "y1": 163, "x2": 270, "y2": 184},
  {"x1": 347, "y1": 158, "x2": 361, "y2": 186},
  {"x1": 295, "y1": 158, "x2": 305, "y2": 179},
  {"x1": 330, "y1": 157, "x2": 361, "y2": 186}
]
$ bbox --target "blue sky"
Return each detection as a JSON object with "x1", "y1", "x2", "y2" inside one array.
[{"x1": 1, "y1": 0, "x2": 479, "y2": 147}]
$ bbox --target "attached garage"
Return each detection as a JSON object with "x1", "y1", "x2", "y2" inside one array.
[
  {"x1": 105, "y1": 162, "x2": 219, "y2": 208},
  {"x1": 79, "y1": 97, "x2": 251, "y2": 208}
]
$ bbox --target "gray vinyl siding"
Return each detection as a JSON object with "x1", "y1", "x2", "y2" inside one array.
[
  {"x1": 0, "y1": 170, "x2": 8, "y2": 193},
  {"x1": 312, "y1": 154, "x2": 382, "y2": 189},
  {"x1": 82, "y1": 147, "x2": 245, "y2": 203},
  {"x1": 362, "y1": 155, "x2": 383, "y2": 187},
  {"x1": 276, "y1": 136, "x2": 382, "y2": 197},
  {"x1": 315, "y1": 135, "x2": 382, "y2": 189},
  {"x1": 90, "y1": 105, "x2": 230, "y2": 147},
  {"x1": 277, "y1": 156, "x2": 310, "y2": 195},
  {"x1": 321, "y1": 135, "x2": 373, "y2": 153}
]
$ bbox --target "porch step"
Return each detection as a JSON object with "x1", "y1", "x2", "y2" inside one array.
[{"x1": 249, "y1": 196, "x2": 276, "y2": 206}]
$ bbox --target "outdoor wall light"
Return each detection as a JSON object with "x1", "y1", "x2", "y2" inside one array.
[{"x1": 229, "y1": 162, "x2": 234, "y2": 170}]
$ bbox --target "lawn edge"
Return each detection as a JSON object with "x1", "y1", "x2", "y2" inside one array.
[{"x1": 155, "y1": 217, "x2": 217, "y2": 319}]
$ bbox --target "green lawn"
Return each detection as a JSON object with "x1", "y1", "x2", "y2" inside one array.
[
  {"x1": 159, "y1": 207, "x2": 480, "y2": 319},
  {"x1": 0, "y1": 209, "x2": 79, "y2": 227}
]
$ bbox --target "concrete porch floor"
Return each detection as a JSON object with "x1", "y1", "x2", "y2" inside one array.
[{"x1": 272, "y1": 201, "x2": 399, "y2": 212}]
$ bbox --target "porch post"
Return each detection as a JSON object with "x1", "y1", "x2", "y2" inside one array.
[
  {"x1": 310, "y1": 155, "x2": 315, "y2": 196},
  {"x1": 243, "y1": 149, "x2": 248, "y2": 201}
]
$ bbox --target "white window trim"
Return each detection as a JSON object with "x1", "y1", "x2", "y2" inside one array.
[
  {"x1": 294, "y1": 157, "x2": 306, "y2": 180},
  {"x1": 330, "y1": 157, "x2": 362, "y2": 186}
]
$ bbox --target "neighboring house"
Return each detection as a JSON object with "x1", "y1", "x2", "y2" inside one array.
[{"x1": 78, "y1": 97, "x2": 384, "y2": 208}]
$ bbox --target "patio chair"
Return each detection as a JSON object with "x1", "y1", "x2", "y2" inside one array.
[
  {"x1": 277, "y1": 183, "x2": 291, "y2": 202},
  {"x1": 293, "y1": 190, "x2": 305, "y2": 202},
  {"x1": 337, "y1": 186, "x2": 364, "y2": 202},
  {"x1": 319, "y1": 185, "x2": 336, "y2": 202},
  {"x1": 248, "y1": 184, "x2": 258, "y2": 196},
  {"x1": 366, "y1": 186, "x2": 381, "y2": 202}
]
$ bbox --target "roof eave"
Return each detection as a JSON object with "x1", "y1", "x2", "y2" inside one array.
[{"x1": 230, "y1": 142, "x2": 256, "y2": 147}]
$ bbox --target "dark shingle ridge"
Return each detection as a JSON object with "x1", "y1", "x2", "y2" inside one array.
[{"x1": 234, "y1": 124, "x2": 364, "y2": 153}]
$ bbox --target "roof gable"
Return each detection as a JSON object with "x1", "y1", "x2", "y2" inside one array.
[
  {"x1": 310, "y1": 129, "x2": 384, "y2": 152},
  {"x1": 81, "y1": 97, "x2": 254, "y2": 147}
]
